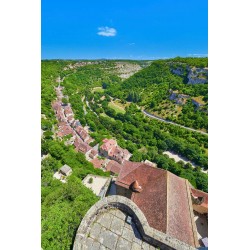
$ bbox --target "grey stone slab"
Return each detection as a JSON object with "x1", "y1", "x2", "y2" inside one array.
[
  {"x1": 91, "y1": 241, "x2": 101, "y2": 250},
  {"x1": 82, "y1": 237, "x2": 93, "y2": 249},
  {"x1": 98, "y1": 212, "x2": 113, "y2": 229},
  {"x1": 98, "y1": 228, "x2": 119, "y2": 249},
  {"x1": 108, "y1": 208, "x2": 117, "y2": 216},
  {"x1": 141, "y1": 241, "x2": 150, "y2": 250},
  {"x1": 99, "y1": 246, "x2": 106, "y2": 250},
  {"x1": 110, "y1": 216, "x2": 125, "y2": 236},
  {"x1": 133, "y1": 237, "x2": 143, "y2": 246},
  {"x1": 89, "y1": 222, "x2": 102, "y2": 240},
  {"x1": 122, "y1": 227, "x2": 134, "y2": 242},
  {"x1": 116, "y1": 237, "x2": 132, "y2": 250},
  {"x1": 131, "y1": 242, "x2": 142, "y2": 250},
  {"x1": 115, "y1": 209, "x2": 127, "y2": 220}
]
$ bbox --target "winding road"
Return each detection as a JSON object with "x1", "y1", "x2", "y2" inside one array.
[
  {"x1": 142, "y1": 110, "x2": 208, "y2": 135},
  {"x1": 106, "y1": 93, "x2": 208, "y2": 135},
  {"x1": 85, "y1": 98, "x2": 97, "y2": 116}
]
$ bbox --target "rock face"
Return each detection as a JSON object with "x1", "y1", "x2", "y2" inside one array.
[
  {"x1": 113, "y1": 62, "x2": 142, "y2": 79},
  {"x1": 187, "y1": 67, "x2": 208, "y2": 84},
  {"x1": 171, "y1": 65, "x2": 208, "y2": 84},
  {"x1": 171, "y1": 68, "x2": 185, "y2": 76},
  {"x1": 191, "y1": 99, "x2": 205, "y2": 109},
  {"x1": 169, "y1": 91, "x2": 190, "y2": 105},
  {"x1": 63, "y1": 61, "x2": 100, "y2": 70}
]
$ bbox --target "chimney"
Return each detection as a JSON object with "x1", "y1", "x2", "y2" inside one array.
[
  {"x1": 191, "y1": 193, "x2": 204, "y2": 205},
  {"x1": 131, "y1": 180, "x2": 143, "y2": 193}
]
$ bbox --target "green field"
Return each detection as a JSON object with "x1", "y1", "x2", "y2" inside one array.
[
  {"x1": 91, "y1": 87, "x2": 104, "y2": 93},
  {"x1": 108, "y1": 101, "x2": 126, "y2": 114},
  {"x1": 100, "y1": 113, "x2": 115, "y2": 121}
]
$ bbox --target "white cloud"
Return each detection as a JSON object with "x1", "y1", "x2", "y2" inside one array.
[
  {"x1": 128, "y1": 43, "x2": 135, "y2": 46},
  {"x1": 97, "y1": 26, "x2": 117, "y2": 37},
  {"x1": 187, "y1": 53, "x2": 208, "y2": 57}
]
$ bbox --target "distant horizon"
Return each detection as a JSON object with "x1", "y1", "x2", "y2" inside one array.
[{"x1": 41, "y1": 55, "x2": 208, "y2": 61}]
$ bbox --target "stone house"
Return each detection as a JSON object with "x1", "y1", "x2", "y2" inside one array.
[
  {"x1": 59, "y1": 164, "x2": 72, "y2": 176},
  {"x1": 75, "y1": 126, "x2": 90, "y2": 142},
  {"x1": 100, "y1": 138, "x2": 131, "y2": 164},
  {"x1": 100, "y1": 138, "x2": 117, "y2": 157},
  {"x1": 64, "y1": 105, "x2": 73, "y2": 117},
  {"x1": 106, "y1": 160, "x2": 123, "y2": 175}
]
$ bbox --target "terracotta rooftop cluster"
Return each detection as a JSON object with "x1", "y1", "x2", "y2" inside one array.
[{"x1": 52, "y1": 86, "x2": 96, "y2": 160}]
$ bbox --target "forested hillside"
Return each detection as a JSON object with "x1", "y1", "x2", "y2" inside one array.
[{"x1": 105, "y1": 57, "x2": 208, "y2": 132}]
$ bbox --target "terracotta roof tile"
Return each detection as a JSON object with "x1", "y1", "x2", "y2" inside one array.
[
  {"x1": 100, "y1": 138, "x2": 117, "y2": 151},
  {"x1": 90, "y1": 158, "x2": 105, "y2": 169},
  {"x1": 106, "y1": 160, "x2": 122, "y2": 174},
  {"x1": 115, "y1": 162, "x2": 198, "y2": 247}
]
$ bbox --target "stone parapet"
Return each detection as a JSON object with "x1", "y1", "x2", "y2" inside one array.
[{"x1": 73, "y1": 195, "x2": 197, "y2": 250}]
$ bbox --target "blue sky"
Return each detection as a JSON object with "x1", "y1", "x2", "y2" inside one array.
[{"x1": 42, "y1": 0, "x2": 208, "y2": 59}]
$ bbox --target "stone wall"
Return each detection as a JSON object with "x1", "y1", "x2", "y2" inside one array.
[
  {"x1": 73, "y1": 196, "x2": 197, "y2": 250},
  {"x1": 116, "y1": 185, "x2": 132, "y2": 199}
]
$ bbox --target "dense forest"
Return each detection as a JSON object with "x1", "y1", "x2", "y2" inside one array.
[{"x1": 41, "y1": 58, "x2": 208, "y2": 249}]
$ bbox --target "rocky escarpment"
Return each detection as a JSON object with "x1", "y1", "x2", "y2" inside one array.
[
  {"x1": 113, "y1": 62, "x2": 142, "y2": 79},
  {"x1": 63, "y1": 61, "x2": 100, "y2": 70},
  {"x1": 187, "y1": 67, "x2": 208, "y2": 84},
  {"x1": 169, "y1": 91, "x2": 206, "y2": 110},
  {"x1": 169, "y1": 91, "x2": 190, "y2": 105},
  {"x1": 170, "y1": 65, "x2": 208, "y2": 84}
]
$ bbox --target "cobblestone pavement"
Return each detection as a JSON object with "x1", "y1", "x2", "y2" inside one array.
[{"x1": 82, "y1": 208, "x2": 158, "y2": 250}]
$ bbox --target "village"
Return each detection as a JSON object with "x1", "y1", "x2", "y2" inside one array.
[{"x1": 51, "y1": 84, "x2": 208, "y2": 249}]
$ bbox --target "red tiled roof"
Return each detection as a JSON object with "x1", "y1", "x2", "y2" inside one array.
[
  {"x1": 90, "y1": 158, "x2": 105, "y2": 169},
  {"x1": 106, "y1": 160, "x2": 122, "y2": 174},
  {"x1": 107, "y1": 146, "x2": 131, "y2": 163},
  {"x1": 64, "y1": 106, "x2": 73, "y2": 116},
  {"x1": 117, "y1": 160, "x2": 143, "y2": 180},
  {"x1": 52, "y1": 101, "x2": 61, "y2": 111},
  {"x1": 57, "y1": 125, "x2": 74, "y2": 137},
  {"x1": 115, "y1": 162, "x2": 198, "y2": 247},
  {"x1": 67, "y1": 115, "x2": 74, "y2": 122},
  {"x1": 75, "y1": 126, "x2": 89, "y2": 140},
  {"x1": 74, "y1": 137, "x2": 92, "y2": 154},
  {"x1": 89, "y1": 149, "x2": 98, "y2": 159},
  {"x1": 79, "y1": 143, "x2": 92, "y2": 154},
  {"x1": 191, "y1": 188, "x2": 208, "y2": 208},
  {"x1": 58, "y1": 121, "x2": 68, "y2": 127},
  {"x1": 100, "y1": 138, "x2": 117, "y2": 152}
]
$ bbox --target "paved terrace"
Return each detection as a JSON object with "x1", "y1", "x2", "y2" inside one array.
[
  {"x1": 74, "y1": 196, "x2": 196, "y2": 250},
  {"x1": 82, "y1": 208, "x2": 157, "y2": 250}
]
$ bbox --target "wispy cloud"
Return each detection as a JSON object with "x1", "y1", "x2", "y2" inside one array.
[
  {"x1": 128, "y1": 43, "x2": 135, "y2": 46},
  {"x1": 97, "y1": 26, "x2": 117, "y2": 37},
  {"x1": 187, "y1": 53, "x2": 208, "y2": 57}
]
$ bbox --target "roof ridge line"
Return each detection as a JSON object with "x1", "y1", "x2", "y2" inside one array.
[
  {"x1": 185, "y1": 180, "x2": 199, "y2": 248},
  {"x1": 166, "y1": 171, "x2": 169, "y2": 233},
  {"x1": 118, "y1": 162, "x2": 141, "y2": 180}
]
